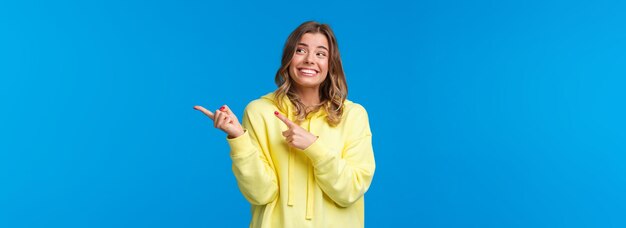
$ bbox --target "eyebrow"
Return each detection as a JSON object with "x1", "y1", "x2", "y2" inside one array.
[{"x1": 297, "y1": 43, "x2": 329, "y2": 51}]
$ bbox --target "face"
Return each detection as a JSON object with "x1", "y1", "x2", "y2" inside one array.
[{"x1": 288, "y1": 32, "x2": 330, "y2": 91}]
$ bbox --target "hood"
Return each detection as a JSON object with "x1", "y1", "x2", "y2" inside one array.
[{"x1": 261, "y1": 92, "x2": 327, "y2": 120}]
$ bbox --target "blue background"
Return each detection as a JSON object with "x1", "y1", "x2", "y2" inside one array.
[{"x1": 1, "y1": 0, "x2": 625, "y2": 227}]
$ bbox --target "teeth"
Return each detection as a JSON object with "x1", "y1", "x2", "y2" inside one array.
[{"x1": 301, "y1": 69, "x2": 316, "y2": 74}]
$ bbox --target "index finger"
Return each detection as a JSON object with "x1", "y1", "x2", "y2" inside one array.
[
  {"x1": 194, "y1": 105, "x2": 215, "y2": 120},
  {"x1": 274, "y1": 111, "x2": 296, "y2": 128}
]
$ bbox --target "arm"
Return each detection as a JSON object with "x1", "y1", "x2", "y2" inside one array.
[
  {"x1": 301, "y1": 105, "x2": 376, "y2": 207},
  {"x1": 227, "y1": 107, "x2": 278, "y2": 205}
]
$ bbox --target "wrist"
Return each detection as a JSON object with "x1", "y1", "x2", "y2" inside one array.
[
  {"x1": 227, "y1": 129, "x2": 245, "y2": 139},
  {"x1": 302, "y1": 135, "x2": 318, "y2": 149}
]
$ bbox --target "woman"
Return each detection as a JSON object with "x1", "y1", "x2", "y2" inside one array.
[{"x1": 194, "y1": 21, "x2": 375, "y2": 228}]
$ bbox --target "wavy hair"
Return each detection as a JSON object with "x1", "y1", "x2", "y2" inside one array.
[{"x1": 274, "y1": 21, "x2": 347, "y2": 127}]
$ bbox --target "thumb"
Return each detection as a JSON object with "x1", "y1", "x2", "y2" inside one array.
[{"x1": 274, "y1": 111, "x2": 296, "y2": 128}]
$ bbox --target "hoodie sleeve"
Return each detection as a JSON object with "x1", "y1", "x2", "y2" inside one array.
[
  {"x1": 301, "y1": 104, "x2": 376, "y2": 207},
  {"x1": 227, "y1": 106, "x2": 278, "y2": 205}
]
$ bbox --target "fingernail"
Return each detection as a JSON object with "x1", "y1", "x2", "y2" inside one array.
[
  {"x1": 274, "y1": 111, "x2": 279, "y2": 115},
  {"x1": 220, "y1": 106, "x2": 225, "y2": 111}
]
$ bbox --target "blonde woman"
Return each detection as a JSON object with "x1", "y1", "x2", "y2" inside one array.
[{"x1": 194, "y1": 21, "x2": 375, "y2": 228}]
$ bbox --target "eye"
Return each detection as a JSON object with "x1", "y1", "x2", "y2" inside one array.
[
  {"x1": 295, "y1": 48, "x2": 306, "y2": 54},
  {"x1": 316, "y1": 52, "x2": 327, "y2": 58}
]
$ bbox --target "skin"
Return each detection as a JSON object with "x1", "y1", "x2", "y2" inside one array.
[
  {"x1": 194, "y1": 32, "x2": 329, "y2": 150},
  {"x1": 288, "y1": 32, "x2": 329, "y2": 107}
]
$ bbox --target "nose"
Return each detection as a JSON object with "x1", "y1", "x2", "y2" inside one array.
[{"x1": 304, "y1": 52, "x2": 315, "y2": 64}]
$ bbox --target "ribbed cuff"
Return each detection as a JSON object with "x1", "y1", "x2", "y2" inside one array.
[
  {"x1": 302, "y1": 138, "x2": 331, "y2": 166},
  {"x1": 226, "y1": 130, "x2": 254, "y2": 157}
]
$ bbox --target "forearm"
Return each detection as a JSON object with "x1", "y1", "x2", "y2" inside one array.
[
  {"x1": 302, "y1": 136, "x2": 376, "y2": 207},
  {"x1": 228, "y1": 130, "x2": 279, "y2": 205}
]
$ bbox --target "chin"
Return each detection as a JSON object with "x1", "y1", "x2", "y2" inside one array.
[
  {"x1": 296, "y1": 83, "x2": 321, "y2": 89},
  {"x1": 293, "y1": 80, "x2": 321, "y2": 89}
]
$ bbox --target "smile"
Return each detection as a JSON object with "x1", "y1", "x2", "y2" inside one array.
[{"x1": 298, "y1": 68, "x2": 319, "y2": 77}]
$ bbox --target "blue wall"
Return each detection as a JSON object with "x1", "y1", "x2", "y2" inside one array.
[{"x1": 1, "y1": 0, "x2": 625, "y2": 227}]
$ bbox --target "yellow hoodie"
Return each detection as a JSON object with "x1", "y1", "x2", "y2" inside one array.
[{"x1": 226, "y1": 92, "x2": 376, "y2": 228}]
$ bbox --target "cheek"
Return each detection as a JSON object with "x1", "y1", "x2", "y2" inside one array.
[
  {"x1": 290, "y1": 55, "x2": 304, "y2": 65},
  {"x1": 288, "y1": 59, "x2": 299, "y2": 73},
  {"x1": 321, "y1": 61, "x2": 329, "y2": 74},
  {"x1": 288, "y1": 64, "x2": 296, "y2": 74},
  {"x1": 288, "y1": 58, "x2": 300, "y2": 72}
]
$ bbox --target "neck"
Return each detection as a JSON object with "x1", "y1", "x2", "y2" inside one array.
[{"x1": 295, "y1": 86, "x2": 321, "y2": 107}]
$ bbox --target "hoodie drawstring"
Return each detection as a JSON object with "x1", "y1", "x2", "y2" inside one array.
[
  {"x1": 286, "y1": 116, "x2": 316, "y2": 220},
  {"x1": 306, "y1": 160, "x2": 314, "y2": 219},
  {"x1": 305, "y1": 118, "x2": 314, "y2": 220},
  {"x1": 287, "y1": 147, "x2": 294, "y2": 206}
]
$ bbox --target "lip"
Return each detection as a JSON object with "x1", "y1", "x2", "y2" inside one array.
[{"x1": 298, "y1": 67, "x2": 319, "y2": 77}]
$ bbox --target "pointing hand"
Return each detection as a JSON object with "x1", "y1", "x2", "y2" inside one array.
[
  {"x1": 194, "y1": 105, "x2": 245, "y2": 139},
  {"x1": 274, "y1": 111, "x2": 318, "y2": 150}
]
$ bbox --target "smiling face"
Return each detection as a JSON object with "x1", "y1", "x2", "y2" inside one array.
[{"x1": 288, "y1": 32, "x2": 330, "y2": 91}]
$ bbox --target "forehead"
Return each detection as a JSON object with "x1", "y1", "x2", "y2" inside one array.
[{"x1": 299, "y1": 33, "x2": 329, "y2": 48}]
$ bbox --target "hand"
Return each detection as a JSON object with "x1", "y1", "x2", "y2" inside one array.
[
  {"x1": 194, "y1": 105, "x2": 245, "y2": 138},
  {"x1": 274, "y1": 111, "x2": 318, "y2": 150}
]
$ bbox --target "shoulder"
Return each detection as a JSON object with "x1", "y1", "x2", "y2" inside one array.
[
  {"x1": 340, "y1": 99, "x2": 372, "y2": 136},
  {"x1": 340, "y1": 99, "x2": 371, "y2": 128},
  {"x1": 243, "y1": 92, "x2": 277, "y2": 117},
  {"x1": 343, "y1": 99, "x2": 369, "y2": 119},
  {"x1": 245, "y1": 98, "x2": 274, "y2": 112}
]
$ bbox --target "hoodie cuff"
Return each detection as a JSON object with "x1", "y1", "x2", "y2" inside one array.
[
  {"x1": 226, "y1": 130, "x2": 254, "y2": 158},
  {"x1": 301, "y1": 138, "x2": 332, "y2": 166}
]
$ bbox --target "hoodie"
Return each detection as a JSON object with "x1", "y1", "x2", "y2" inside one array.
[{"x1": 226, "y1": 91, "x2": 376, "y2": 228}]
